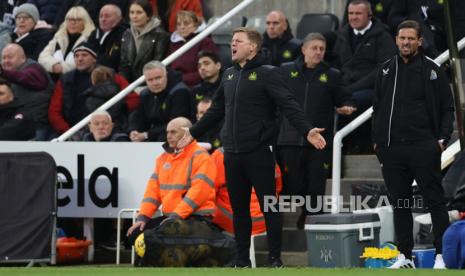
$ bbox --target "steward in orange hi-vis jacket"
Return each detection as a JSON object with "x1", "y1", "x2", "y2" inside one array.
[
  {"x1": 211, "y1": 148, "x2": 282, "y2": 235},
  {"x1": 138, "y1": 140, "x2": 217, "y2": 222}
]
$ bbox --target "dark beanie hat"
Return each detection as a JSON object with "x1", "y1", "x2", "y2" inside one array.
[
  {"x1": 131, "y1": 0, "x2": 153, "y2": 18},
  {"x1": 73, "y1": 41, "x2": 98, "y2": 59}
]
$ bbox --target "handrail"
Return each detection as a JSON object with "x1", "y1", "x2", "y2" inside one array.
[
  {"x1": 331, "y1": 37, "x2": 465, "y2": 214},
  {"x1": 55, "y1": 0, "x2": 256, "y2": 142}
]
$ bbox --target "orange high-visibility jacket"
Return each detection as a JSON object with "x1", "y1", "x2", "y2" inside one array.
[
  {"x1": 211, "y1": 148, "x2": 282, "y2": 235},
  {"x1": 137, "y1": 141, "x2": 216, "y2": 222}
]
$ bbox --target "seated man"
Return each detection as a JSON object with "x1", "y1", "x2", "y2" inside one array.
[
  {"x1": 195, "y1": 97, "x2": 222, "y2": 151},
  {"x1": 0, "y1": 43, "x2": 54, "y2": 140},
  {"x1": 192, "y1": 51, "x2": 222, "y2": 104},
  {"x1": 83, "y1": 110, "x2": 129, "y2": 142},
  {"x1": 128, "y1": 61, "x2": 192, "y2": 142},
  {"x1": 211, "y1": 148, "x2": 282, "y2": 236},
  {"x1": 0, "y1": 78, "x2": 35, "y2": 140},
  {"x1": 127, "y1": 117, "x2": 216, "y2": 244}
]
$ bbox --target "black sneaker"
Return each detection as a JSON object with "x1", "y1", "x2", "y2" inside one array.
[
  {"x1": 225, "y1": 259, "x2": 251, "y2": 268},
  {"x1": 269, "y1": 257, "x2": 283, "y2": 268}
]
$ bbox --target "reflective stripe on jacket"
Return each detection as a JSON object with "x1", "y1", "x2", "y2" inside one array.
[
  {"x1": 138, "y1": 141, "x2": 216, "y2": 221},
  {"x1": 211, "y1": 148, "x2": 282, "y2": 235}
]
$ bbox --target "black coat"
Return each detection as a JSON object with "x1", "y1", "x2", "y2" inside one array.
[
  {"x1": 0, "y1": 99, "x2": 35, "y2": 140},
  {"x1": 82, "y1": 130, "x2": 129, "y2": 141},
  {"x1": 262, "y1": 27, "x2": 302, "y2": 66},
  {"x1": 190, "y1": 54, "x2": 312, "y2": 153},
  {"x1": 27, "y1": 0, "x2": 62, "y2": 25},
  {"x1": 128, "y1": 71, "x2": 192, "y2": 141},
  {"x1": 373, "y1": 54, "x2": 455, "y2": 147},
  {"x1": 11, "y1": 28, "x2": 54, "y2": 61},
  {"x1": 87, "y1": 22, "x2": 128, "y2": 71},
  {"x1": 278, "y1": 58, "x2": 352, "y2": 146},
  {"x1": 333, "y1": 18, "x2": 397, "y2": 92}
]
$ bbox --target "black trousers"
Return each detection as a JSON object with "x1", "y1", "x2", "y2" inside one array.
[
  {"x1": 224, "y1": 146, "x2": 282, "y2": 262},
  {"x1": 376, "y1": 140, "x2": 450, "y2": 258},
  {"x1": 277, "y1": 146, "x2": 331, "y2": 216}
]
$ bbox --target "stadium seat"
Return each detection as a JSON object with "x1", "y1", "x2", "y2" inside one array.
[
  {"x1": 245, "y1": 16, "x2": 267, "y2": 35},
  {"x1": 296, "y1": 13, "x2": 339, "y2": 40},
  {"x1": 208, "y1": 15, "x2": 246, "y2": 44},
  {"x1": 215, "y1": 43, "x2": 232, "y2": 68}
]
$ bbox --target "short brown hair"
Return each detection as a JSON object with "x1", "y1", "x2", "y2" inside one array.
[
  {"x1": 91, "y1": 66, "x2": 114, "y2": 85},
  {"x1": 232, "y1": 27, "x2": 262, "y2": 51},
  {"x1": 348, "y1": 0, "x2": 372, "y2": 16}
]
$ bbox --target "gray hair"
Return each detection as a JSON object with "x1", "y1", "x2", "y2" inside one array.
[
  {"x1": 90, "y1": 110, "x2": 112, "y2": 122},
  {"x1": 302, "y1": 32, "x2": 326, "y2": 46},
  {"x1": 143, "y1": 60, "x2": 166, "y2": 74}
]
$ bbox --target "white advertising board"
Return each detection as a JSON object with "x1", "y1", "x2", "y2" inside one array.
[{"x1": 0, "y1": 142, "x2": 165, "y2": 218}]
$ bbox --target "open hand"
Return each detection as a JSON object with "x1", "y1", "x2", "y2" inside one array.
[{"x1": 307, "y1": 128, "x2": 326, "y2": 149}]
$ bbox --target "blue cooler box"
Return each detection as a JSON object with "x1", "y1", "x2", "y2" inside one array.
[
  {"x1": 413, "y1": 248, "x2": 435, "y2": 268},
  {"x1": 305, "y1": 213, "x2": 381, "y2": 267}
]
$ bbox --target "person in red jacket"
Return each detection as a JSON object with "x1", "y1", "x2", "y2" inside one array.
[
  {"x1": 127, "y1": 116, "x2": 217, "y2": 244},
  {"x1": 211, "y1": 148, "x2": 283, "y2": 236},
  {"x1": 48, "y1": 41, "x2": 138, "y2": 139},
  {"x1": 168, "y1": 10, "x2": 217, "y2": 87}
]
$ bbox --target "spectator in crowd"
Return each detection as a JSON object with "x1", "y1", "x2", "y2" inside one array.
[
  {"x1": 195, "y1": 97, "x2": 222, "y2": 151},
  {"x1": 262, "y1": 10, "x2": 301, "y2": 66},
  {"x1": 119, "y1": 0, "x2": 169, "y2": 83},
  {"x1": 83, "y1": 110, "x2": 129, "y2": 141},
  {"x1": 126, "y1": 116, "x2": 216, "y2": 245},
  {"x1": 211, "y1": 147, "x2": 282, "y2": 235},
  {"x1": 38, "y1": 6, "x2": 95, "y2": 77},
  {"x1": 333, "y1": 0, "x2": 396, "y2": 153},
  {"x1": 48, "y1": 42, "x2": 136, "y2": 139},
  {"x1": 26, "y1": 0, "x2": 62, "y2": 26},
  {"x1": 168, "y1": 10, "x2": 217, "y2": 87},
  {"x1": 0, "y1": 78, "x2": 35, "y2": 140},
  {"x1": 0, "y1": 43, "x2": 54, "y2": 140},
  {"x1": 128, "y1": 61, "x2": 192, "y2": 142},
  {"x1": 373, "y1": 20, "x2": 454, "y2": 269},
  {"x1": 87, "y1": 4, "x2": 128, "y2": 71},
  {"x1": 277, "y1": 33, "x2": 355, "y2": 229},
  {"x1": 333, "y1": 0, "x2": 396, "y2": 110},
  {"x1": 11, "y1": 3, "x2": 54, "y2": 61},
  {"x1": 192, "y1": 51, "x2": 222, "y2": 103},
  {"x1": 342, "y1": 0, "x2": 393, "y2": 28},
  {"x1": 153, "y1": 0, "x2": 203, "y2": 33},
  {"x1": 0, "y1": 22, "x2": 12, "y2": 54},
  {"x1": 178, "y1": 27, "x2": 327, "y2": 268},
  {"x1": 0, "y1": 0, "x2": 26, "y2": 28},
  {"x1": 83, "y1": 65, "x2": 128, "y2": 131}
]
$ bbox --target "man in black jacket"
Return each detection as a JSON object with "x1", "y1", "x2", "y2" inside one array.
[
  {"x1": 128, "y1": 61, "x2": 192, "y2": 142},
  {"x1": 87, "y1": 4, "x2": 128, "y2": 71},
  {"x1": 262, "y1": 10, "x2": 301, "y2": 66},
  {"x1": 373, "y1": 20, "x2": 454, "y2": 269},
  {"x1": 278, "y1": 33, "x2": 355, "y2": 229},
  {"x1": 333, "y1": 0, "x2": 397, "y2": 153},
  {"x1": 0, "y1": 78, "x2": 34, "y2": 140},
  {"x1": 192, "y1": 51, "x2": 222, "y2": 104},
  {"x1": 178, "y1": 27, "x2": 326, "y2": 268}
]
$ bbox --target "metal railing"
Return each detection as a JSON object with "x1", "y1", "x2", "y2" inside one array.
[
  {"x1": 331, "y1": 37, "x2": 465, "y2": 214},
  {"x1": 55, "y1": 0, "x2": 257, "y2": 142}
]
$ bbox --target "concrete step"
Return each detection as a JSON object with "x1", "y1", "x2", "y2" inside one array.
[
  {"x1": 343, "y1": 155, "x2": 382, "y2": 178},
  {"x1": 254, "y1": 250, "x2": 308, "y2": 267}
]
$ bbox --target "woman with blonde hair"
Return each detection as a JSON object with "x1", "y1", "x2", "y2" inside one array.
[{"x1": 38, "y1": 6, "x2": 95, "y2": 76}]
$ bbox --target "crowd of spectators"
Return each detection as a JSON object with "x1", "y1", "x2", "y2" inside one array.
[{"x1": 0, "y1": 0, "x2": 463, "y2": 147}]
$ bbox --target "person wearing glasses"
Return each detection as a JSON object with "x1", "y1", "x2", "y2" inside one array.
[
  {"x1": 38, "y1": 6, "x2": 95, "y2": 77},
  {"x1": 10, "y1": 3, "x2": 53, "y2": 61}
]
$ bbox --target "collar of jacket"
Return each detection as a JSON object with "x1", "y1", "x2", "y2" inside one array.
[
  {"x1": 162, "y1": 140, "x2": 198, "y2": 156},
  {"x1": 130, "y1": 17, "x2": 161, "y2": 38},
  {"x1": 233, "y1": 52, "x2": 269, "y2": 70},
  {"x1": 262, "y1": 26, "x2": 294, "y2": 47},
  {"x1": 341, "y1": 17, "x2": 388, "y2": 40},
  {"x1": 0, "y1": 98, "x2": 24, "y2": 111}
]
